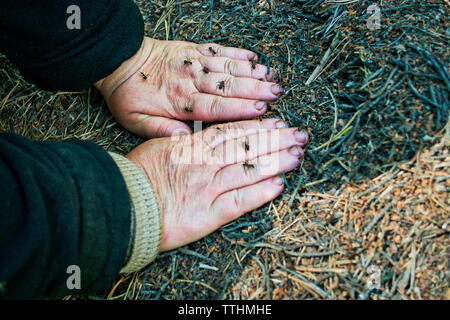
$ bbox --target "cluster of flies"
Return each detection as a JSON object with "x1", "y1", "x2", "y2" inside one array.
[{"x1": 139, "y1": 46, "x2": 259, "y2": 93}]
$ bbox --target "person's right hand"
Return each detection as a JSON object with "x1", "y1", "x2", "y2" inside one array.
[{"x1": 126, "y1": 119, "x2": 309, "y2": 251}]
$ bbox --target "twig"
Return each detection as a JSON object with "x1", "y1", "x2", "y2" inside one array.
[
  {"x1": 178, "y1": 247, "x2": 214, "y2": 262},
  {"x1": 406, "y1": 43, "x2": 450, "y2": 91},
  {"x1": 370, "y1": 67, "x2": 398, "y2": 99},
  {"x1": 176, "y1": 279, "x2": 218, "y2": 293},
  {"x1": 284, "y1": 250, "x2": 337, "y2": 258},
  {"x1": 209, "y1": 0, "x2": 214, "y2": 34},
  {"x1": 276, "y1": 262, "x2": 333, "y2": 299},
  {"x1": 407, "y1": 78, "x2": 443, "y2": 110},
  {"x1": 295, "y1": 12, "x2": 326, "y2": 24},
  {"x1": 313, "y1": 110, "x2": 360, "y2": 151},
  {"x1": 325, "y1": 86, "x2": 338, "y2": 132},
  {"x1": 235, "y1": 0, "x2": 268, "y2": 36},
  {"x1": 288, "y1": 173, "x2": 304, "y2": 208},
  {"x1": 363, "y1": 203, "x2": 393, "y2": 235}
]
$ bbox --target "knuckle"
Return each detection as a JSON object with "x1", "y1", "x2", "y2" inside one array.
[
  {"x1": 223, "y1": 75, "x2": 235, "y2": 95},
  {"x1": 223, "y1": 58, "x2": 235, "y2": 74},
  {"x1": 214, "y1": 45, "x2": 223, "y2": 55}
]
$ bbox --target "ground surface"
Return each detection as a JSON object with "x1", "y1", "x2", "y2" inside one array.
[{"x1": 0, "y1": 0, "x2": 448, "y2": 299}]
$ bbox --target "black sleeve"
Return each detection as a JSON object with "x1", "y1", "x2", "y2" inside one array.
[
  {"x1": 0, "y1": 133, "x2": 131, "y2": 299},
  {"x1": 0, "y1": 0, "x2": 144, "y2": 91}
]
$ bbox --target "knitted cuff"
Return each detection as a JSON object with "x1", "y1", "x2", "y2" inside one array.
[{"x1": 108, "y1": 152, "x2": 162, "y2": 274}]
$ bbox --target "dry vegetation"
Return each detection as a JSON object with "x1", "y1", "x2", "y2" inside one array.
[
  {"x1": 0, "y1": 0, "x2": 448, "y2": 300},
  {"x1": 231, "y1": 123, "x2": 449, "y2": 300}
]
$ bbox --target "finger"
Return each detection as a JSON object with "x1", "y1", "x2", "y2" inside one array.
[
  {"x1": 128, "y1": 113, "x2": 192, "y2": 139},
  {"x1": 199, "y1": 56, "x2": 279, "y2": 82},
  {"x1": 210, "y1": 176, "x2": 285, "y2": 225},
  {"x1": 213, "y1": 147, "x2": 303, "y2": 194},
  {"x1": 204, "y1": 118, "x2": 290, "y2": 148},
  {"x1": 187, "y1": 93, "x2": 267, "y2": 121},
  {"x1": 196, "y1": 43, "x2": 258, "y2": 62},
  {"x1": 209, "y1": 128, "x2": 307, "y2": 167},
  {"x1": 194, "y1": 73, "x2": 284, "y2": 100}
]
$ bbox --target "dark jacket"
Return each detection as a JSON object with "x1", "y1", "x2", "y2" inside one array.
[{"x1": 0, "y1": 0, "x2": 144, "y2": 299}]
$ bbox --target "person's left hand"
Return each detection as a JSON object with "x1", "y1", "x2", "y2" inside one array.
[{"x1": 95, "y1": 37, "x2": 282, "y2": 138}]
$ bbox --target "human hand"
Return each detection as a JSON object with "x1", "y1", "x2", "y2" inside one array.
[
  {"x1": 126, "y1": 119, "x2": 308, "y2": 251},
  {"x1": 95, "y1": 37, "x2": 282, "y2": 138}
]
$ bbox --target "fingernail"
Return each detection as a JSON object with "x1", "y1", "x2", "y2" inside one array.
[
  {"x1": 271, "y1": 84, "x2": 284, "y2": 95},
  {"x1": 275, "y1": 120, "x2": 288, "y2": 128},
  {"x1": 294, "y1": 129, "x2": 308, "y2": 143},
  {"x1": 255, "y1": 101, "x2": 266, "y2": 110},
  {"x1": 289, "y1": 146, "x2": 303, "y2": 157},
  {"x1": 272, "y1": 176, "x2": 283, "y2": 186}
]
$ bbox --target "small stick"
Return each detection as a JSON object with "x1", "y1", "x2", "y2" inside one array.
[
  {"x1": 406, "y1": 43, "x2": 450, "y2": 91},
  {"x1": 313, "y1": 110, "x2": 360, "y2": 152},
  {"x1": 176, "y1": 279, "x2": 218, "y2": 294},
  {"x1": 363, "y1": 204, "x2": 393, "y2": 235},
  {"x1": 325, "y1": 86, "x2": 338, "y2": 133},
  {"x1": 276, "y1": 262, "x2": 333, "y2": 299},
  {"x1": 370, "y1": 66, "x2": 398, "y2": 99},
  {"x1": 407, "y1": 78, "x2": 442, "y2": 110},
  {"x1": 288, "y1": 174, "x2": 304, "y2": 208},
  {"x1": 178, "y1": 247, "x2": 213, "y2": 261}
]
